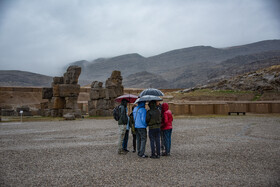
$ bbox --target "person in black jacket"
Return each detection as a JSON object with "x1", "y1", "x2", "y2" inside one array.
[
  {"x1": 146, "y1": 100, "x2": 162, "y2": 158},
  {"x1": 118, "y1": 99, "x2": 128, "y2": 154}
]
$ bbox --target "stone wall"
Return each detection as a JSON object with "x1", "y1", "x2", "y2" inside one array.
[
  {"x1": 41, "y1": 66, "x2": 82, "y2": 118},
  {"x1": 168, "y1": 101, "x2": 280, "y2": 116},
  {"x1": 88, "y1": 70, "x2": 124, "y2": 116}
]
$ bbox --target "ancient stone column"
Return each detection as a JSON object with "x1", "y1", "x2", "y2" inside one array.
[
  {"x1": 40, "y1": 66, "x2": 82, "y2": 119},
  {"x1": 88, "y1": 70, "x2": 124, "y2": 116}
]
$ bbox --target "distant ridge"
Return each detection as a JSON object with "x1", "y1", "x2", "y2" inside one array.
[
  {"x1": 67, "y1": 40, "x2": 280, "y2": 87},
  {"x1": 1, "y1": 40, "x2": 280, "y2": 88},
  {"x1": 0, "y1": 70, "x2": 52, "y2": 87}
]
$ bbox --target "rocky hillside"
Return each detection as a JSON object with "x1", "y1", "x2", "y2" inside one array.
[
  {"x1": 122, "y1": 71, "x2": 169, "y2": 88},
  {"x1": 68, "y1": 40, "x2": 280, "y2": 88},
  {"x1": 2, "y1": 40, "x2": 280, "y2": 88},
  {"x1": 0, "y1": 70, "x2": 53, "y2": 87},
  {"x1": 185, "y1": 65, "x2": 280, "y2": 93}
]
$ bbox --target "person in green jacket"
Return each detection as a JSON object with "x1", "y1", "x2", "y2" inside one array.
[
  {"x1": 118, "y1": 99, "x2": 129, "y2": 154},
  {"x1": 146, "y1": 100, "x2": 162, "y2": 158}
]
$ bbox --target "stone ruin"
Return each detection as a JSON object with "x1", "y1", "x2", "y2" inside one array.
[
  {"x1": 88, "y1": 70, "x2": 124, "y2": 116},
  {"x1": 41, "y1": 66, "x2": 82, "y2": 118}
]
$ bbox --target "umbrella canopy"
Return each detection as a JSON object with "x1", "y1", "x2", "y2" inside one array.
[
  {"x1": 135, "y1": 95, "x2": 163, "y2": 103},
  {"x1": 115, "y1": 94, "x2": 138, "y2": 103},
  {"x1": 139, "y1": 88, "x2": 164, "y2": 97}
]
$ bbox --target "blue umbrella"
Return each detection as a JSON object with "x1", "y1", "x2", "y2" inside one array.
[{"x1": 139, "y1": 88, "x2": 164, "y2": 97}]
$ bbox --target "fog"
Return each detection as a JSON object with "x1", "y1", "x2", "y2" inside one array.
[{"x1": 0, "y1": 0, "x2": 279, "y2": 76}]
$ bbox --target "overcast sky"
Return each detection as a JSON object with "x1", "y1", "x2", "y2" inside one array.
[{"x1": 0, "y1": 0, "x2": 279, "y2": 76}]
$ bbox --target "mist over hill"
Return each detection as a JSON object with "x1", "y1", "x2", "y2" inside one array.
[
  {"x1": 1, "y1": 40, "x2": 280, "y2": 89},
  {"x1": 69, "y1": 39, "x2": 280, "y2": 88}
]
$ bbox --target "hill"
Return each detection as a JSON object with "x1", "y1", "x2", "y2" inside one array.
[
  {"x1": 69, "y1": 40, "x2": 280, "y2": 88},
  {"x1": 182, "y1": 65, "x2": 280, "y2": 94},
  {"x1": 1, "y1": 40, "x2": 280, "y2": 88},
  {"x1": 0, "y1": 70, "x2": 53, "y2": 87}
]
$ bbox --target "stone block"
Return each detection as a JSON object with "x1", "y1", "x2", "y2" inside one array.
[
  {"x1": 53, "y1": 85, "x2": 60, "y2": 97},
  {"x1": 99, "y1": 89, "x2": 106, "y2": 99},
  {"x1": 65, "y1": 97, "x2": 78, "y2": 109},
  {"x1": 101, "y1": 100, "x2": 114, "y2": 110},
  {"x1": 190, "y1": 104, "x2": 214, "y2": 115},
  {"x1": 88, "y1": 109, "x2": 102, "y2": 116},
  {"x1": 170, "y1": 104, "x2": 190, "y2": 115},
  {"x1": 271, "y1": 103, "x2": 280, "y2": 113},
  {"x1": 63, "y1": 66, "x2": 81, "y2": 84},
  {"x1": 58, "y1": 84, "x2": 80, "y2": 97},
  {"x1": 52, "y1": 77, "x2": 64, "y2": 85},
  {"x1": 48, "y1": 100, "x2": 53, "y2": 109},
  {"x1": 249, "y1": 103, "x2": 271, "y2": 113},
  {"x1": 42, "y1": 87, "x2": 53, "y2": 99},
  {"x1": 46, "y1": 109, "x2": 51, "y2": 117},
  {"x1": 105, "y1": 79, "x2": 116, "y2": 88},
  {"x1": 105, "y1": 88, "x2": 117, "y2": 99},
  {"x1": 41, "y1": 102, "x2": 49, "y2": 110},
  {"x1": 90, "y1": 90, "x2": 100, "y2": 100},
  {"x1": 51, "y1": 109, "x2": 63, "y2": 117},
  {"x1": 88, "y1": 100, "x2": 111, "y2": 110},
  {"x1": 111, "y1": 70, "x2": 121, "y2": 79},
  {"x1": 99, "y1": 109, "x2": 113, "y2": 116},
  {"x1": 52, "y1": 97, "x2": 65, "y2": 109},
  {"x1": 214, "y1": 104, "x2": 229, "y2": 115},
  {"x1": 91, "y1": 81, "x2": 103, "y2": 88},
  {"x1": 114, "y1": 86, "x2": 124, "y2": 97},
  {"x1": 228, "y1": 103, "x2": 247, "y2": 113},
  {"x1": 1, "y1": 109, "x2": 16, "y2": 116}
]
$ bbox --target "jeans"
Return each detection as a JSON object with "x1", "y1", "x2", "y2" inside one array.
[
  {"x1": 163, "y1": 129, "x2": 172, "y2": 154},
  {"x1": 136, "y1": 128, "x2": 147, "y2": 156},
  {"x1": 118, "y1": 125, "x2": 126, "y2": 152},
  {"x1": 149, "y1": 128, "x2": 161, "y2": 156},
  {"x1": 132, "y1": 134, "x2": 136, "y2": 151},
  {"x1": 122, "y1": 130, "x2": 129, "y2": 150},
  {"x1": 160, "y1": 130, "x2": 165, "y2": 152}
]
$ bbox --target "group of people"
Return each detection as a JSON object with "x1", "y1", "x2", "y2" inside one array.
[{"x1": 117, "y1": 99, "x2": 173, "y2": 159}]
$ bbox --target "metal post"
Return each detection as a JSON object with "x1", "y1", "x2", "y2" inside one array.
[{"x1": 20, "y1": 110, "x2": 23, "y2": 123}]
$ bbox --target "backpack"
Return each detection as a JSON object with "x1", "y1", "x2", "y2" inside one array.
[{"x1": 113, "y1": 105, "x2": 121, "y2": 121}]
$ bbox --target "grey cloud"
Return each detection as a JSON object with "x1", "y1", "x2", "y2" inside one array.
[{"x1": 0, "y1": 0, "x2": 279, "y2": 76}]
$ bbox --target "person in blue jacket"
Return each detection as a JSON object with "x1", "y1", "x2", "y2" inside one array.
[{"x1": 133, "y1": 101, "x2": 148, "y2": 158}]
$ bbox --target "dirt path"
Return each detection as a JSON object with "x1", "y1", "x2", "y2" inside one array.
[{"x1": 1, "y1": 116, "x2": 280, "y2": 186}]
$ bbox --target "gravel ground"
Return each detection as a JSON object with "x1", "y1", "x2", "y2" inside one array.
[{"x1": 1, "y1": 115, "x2": 280, "y2": 186}]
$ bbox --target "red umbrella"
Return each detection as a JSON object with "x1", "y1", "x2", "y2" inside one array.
[{"x1": 115, "y1": 94, "x2": 138, "y2": 103}]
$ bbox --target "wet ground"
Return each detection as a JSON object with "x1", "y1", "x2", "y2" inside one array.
[{"x1": 1, "y1": 115, "x2": 280, "y2": 186}]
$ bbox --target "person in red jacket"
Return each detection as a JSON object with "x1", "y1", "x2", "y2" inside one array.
[{"x1": 160, "y1": 103, "x2": 173, "y2": 156}]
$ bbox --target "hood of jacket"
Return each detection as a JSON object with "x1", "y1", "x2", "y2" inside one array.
[
  {"x1": 133, "y1": 101, "x2": 147, "y2": 128},
  {"x1": 137, "y1": 101, "x2": 146, "y2": 108},
  {"x1": 162, "y1": 103, "x2": 169, "y2": 112}
]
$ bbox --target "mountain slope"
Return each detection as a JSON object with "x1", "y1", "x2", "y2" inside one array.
[
  {"x1": 72, "y1": 40, "x2": 280, "y2": 87},
  {"x1": 122, "y1": 71, "x2": 169, "y2": 88},
  {"x1": 159, "y1": 50, "x2": 280, "y2": 88},
  {"x1": 203, "y1": 65, "x2": 280, "y2": 93},
  {"x1": 2, "y1": 40, "x2": 280, "y2": 88},
  {"x1": 0, "y1": 70, "x2": 53, "y2": 87}
]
